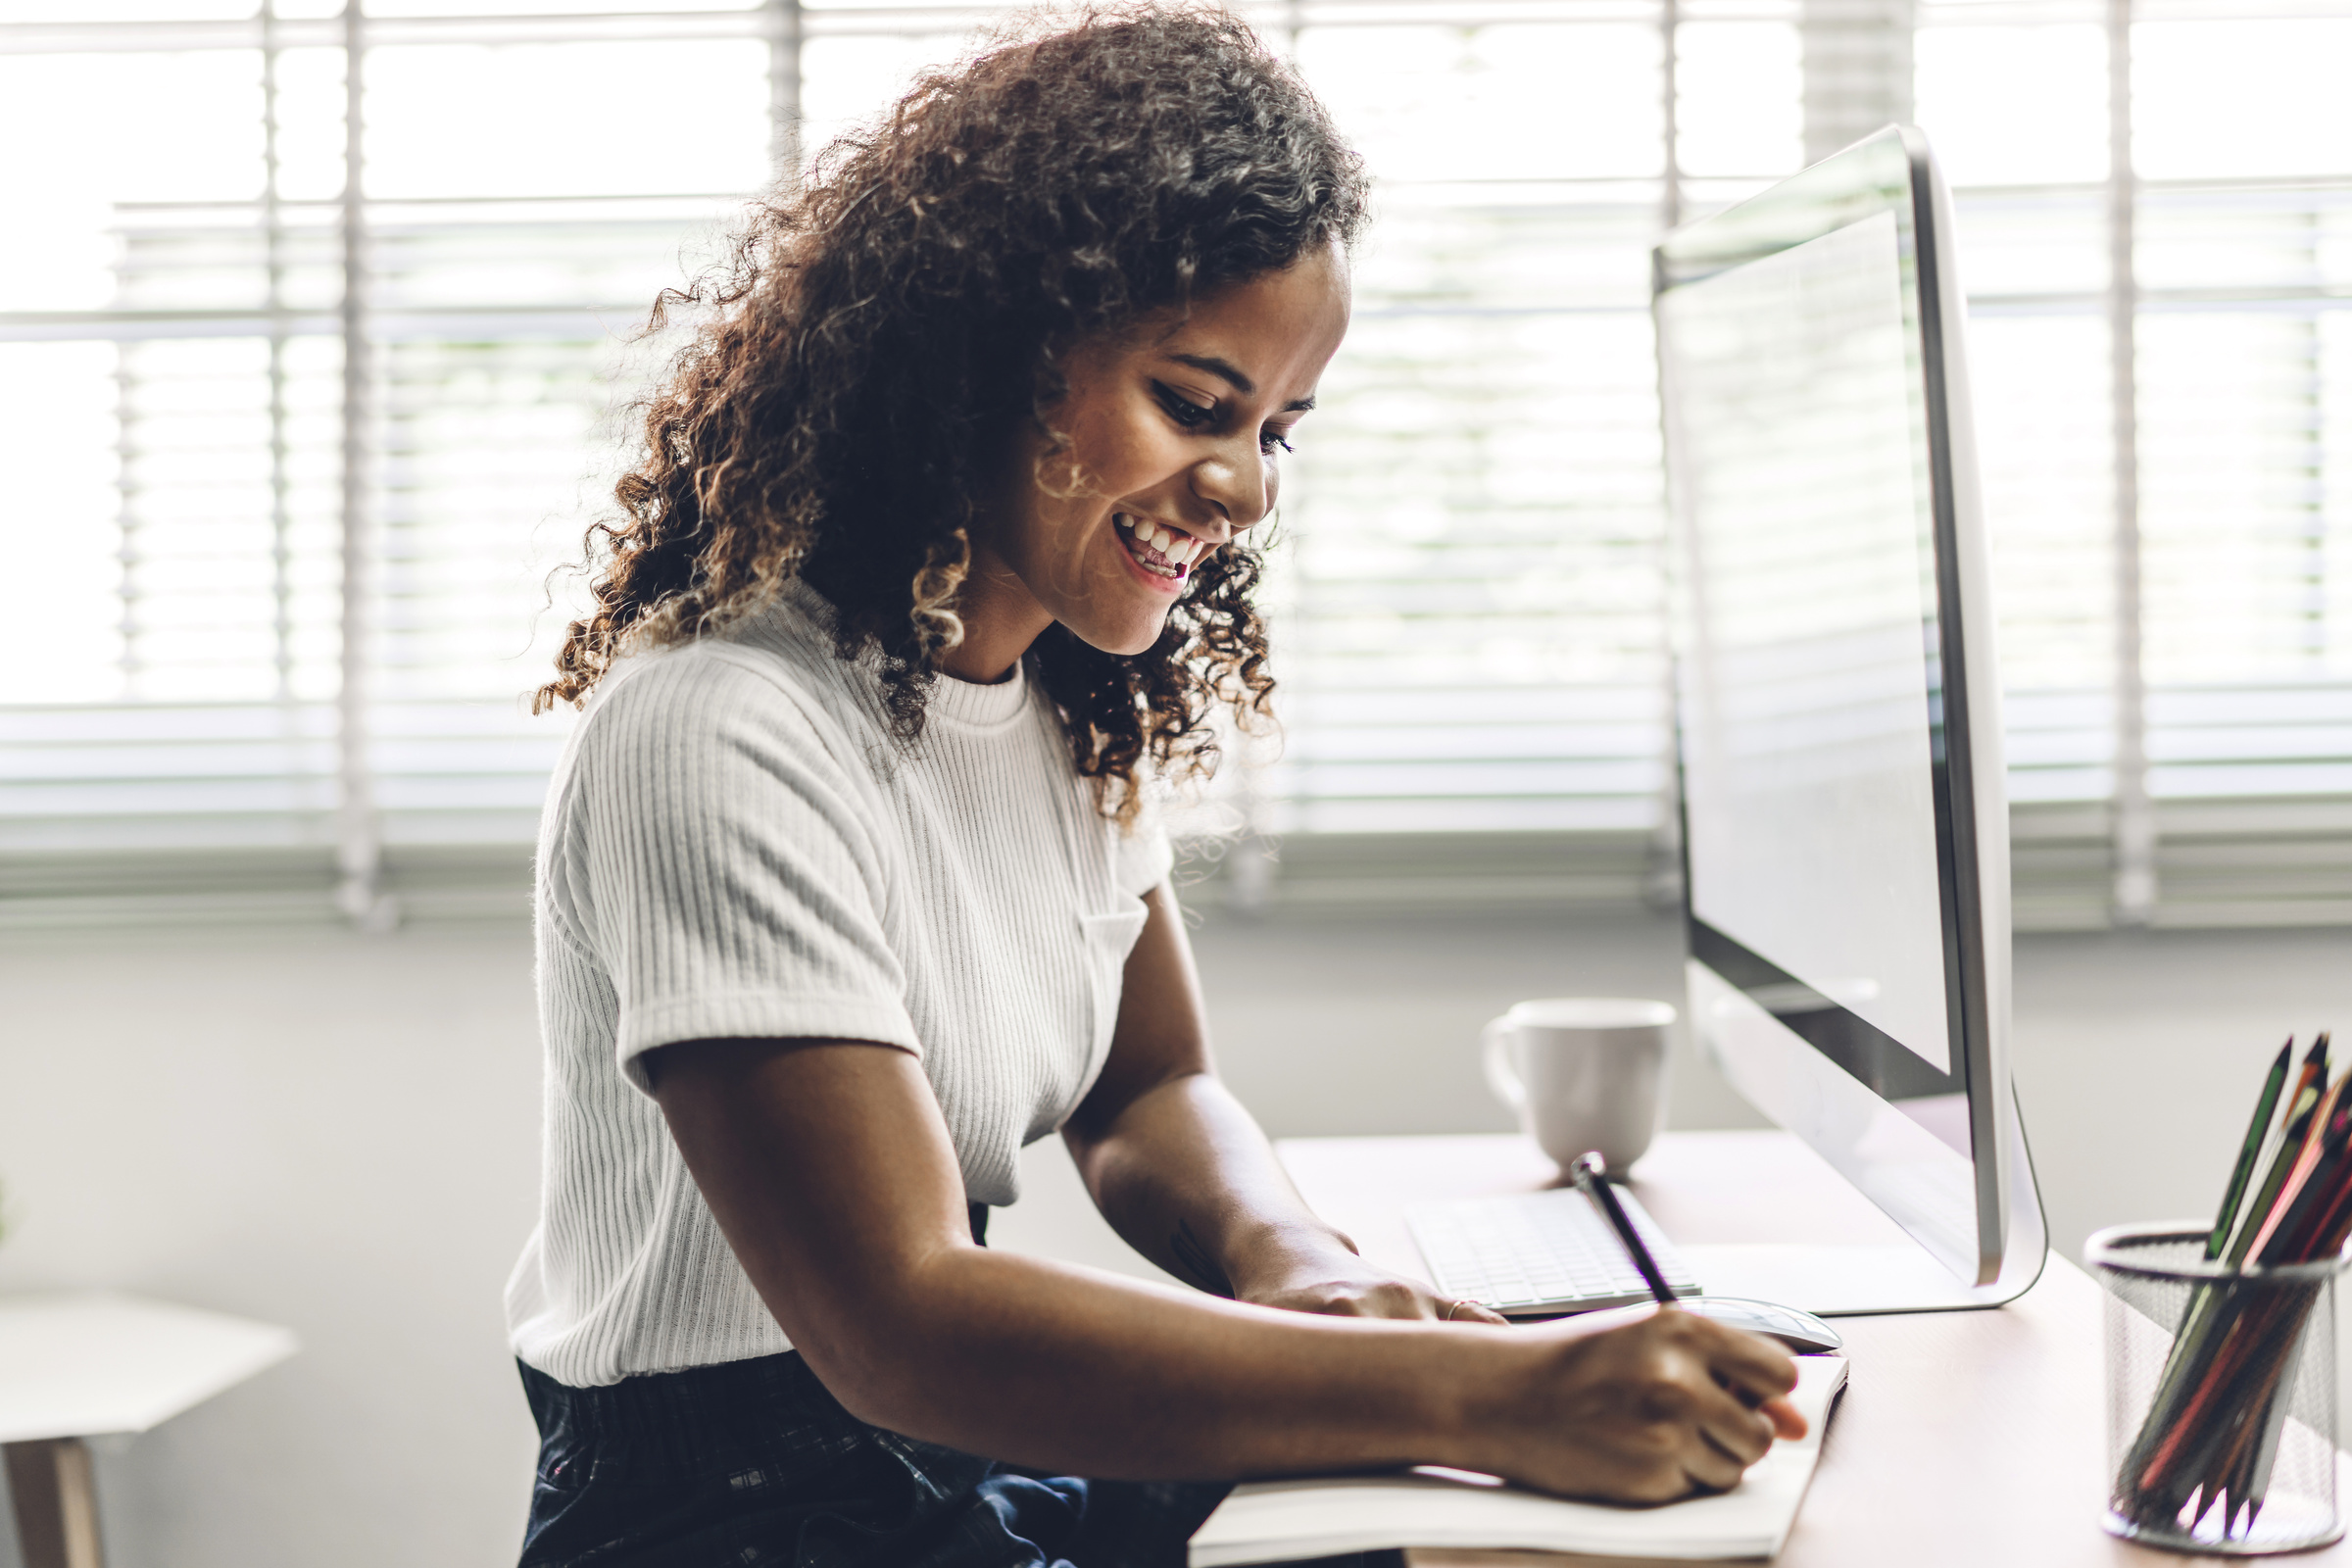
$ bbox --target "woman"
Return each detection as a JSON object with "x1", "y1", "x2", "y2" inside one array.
[{"x1": 509, "y1": 9, "x2": 1804, "y2": 1565}]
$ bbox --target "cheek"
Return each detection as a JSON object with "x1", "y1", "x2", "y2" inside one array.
[
  {"x1": 1072, "y1": 402, "x2": 1194, "y2": 500},
  {"x1": 1035, "y1": 492, "x2": 1102, "y2": 578}
]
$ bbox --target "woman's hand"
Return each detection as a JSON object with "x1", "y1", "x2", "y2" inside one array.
[
  {"x1": 1473, "y1": 1305, "x2": 1807, "y2": 1504},
  {"x1": 1226, "y1": 1227, "x2": 1512, "y2": 1324},
  {"x1": 1067, "y1": 885, "x2": 1515, "y2": 1329},
  {"x1": 1232, "y1": 1236, "x2": 1806, "y2": 1505},
  {"x1": 651, "y1": 1033, "x2": 1803, "y2": 1496}
]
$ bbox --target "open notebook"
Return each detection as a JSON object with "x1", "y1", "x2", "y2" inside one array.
[{"x1": 1189, "y1": 1355, "x2": 1846, "y2": 1567}]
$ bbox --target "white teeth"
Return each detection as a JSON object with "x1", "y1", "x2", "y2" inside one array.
[
  {"x1": 1113, "y1": 516, "x2": 1209, "y2": 575},
  {"x1": 1119, "y1": 527, "x2": 1175, "y2": 576}
]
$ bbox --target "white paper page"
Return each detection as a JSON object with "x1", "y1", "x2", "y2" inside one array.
[{"x1": 1190, "y1": 1356, "x2": 1848, "y2": 1567}]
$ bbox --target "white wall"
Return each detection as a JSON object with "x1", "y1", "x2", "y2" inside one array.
[
  {"x1": 0, "y1": 924, "x2": 545, "y2": 1568},
  {"x1": 1, "y1": 907, "x2": 2346, "y2": 1565}
]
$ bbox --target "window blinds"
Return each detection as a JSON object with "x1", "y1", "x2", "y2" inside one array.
[
  {"x1": 3, "y1": 0, "x2": 2349, "y2": 928},
  {"x1": 1919, "y1": 3, "x2": 2352, "y2": 927}
]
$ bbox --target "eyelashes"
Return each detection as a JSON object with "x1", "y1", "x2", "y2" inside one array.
[
  {"x1": 1152, "y1": 382, "x2": 1297, "y2": 456},
  {"x1": 1154, "y1": 383, "x2": 1215, "y2": 429}
]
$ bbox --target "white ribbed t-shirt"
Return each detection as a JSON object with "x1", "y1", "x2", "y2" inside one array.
[{"x1": 505, "y1": 582, "x2": 1172, "y2": 1388}]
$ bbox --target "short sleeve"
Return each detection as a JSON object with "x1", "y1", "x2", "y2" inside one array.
[
  {"x1": 1112, "y1": 799, "x2": 1175, "y2": 900},
  {"x1": 566, "y1": 648, "x2": 921, "y2": 1098}
]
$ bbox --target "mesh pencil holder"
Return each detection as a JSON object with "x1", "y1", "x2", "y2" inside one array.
[{"x1": 2088, "y1": 1223, "x2": 2347, "y2": 1555}]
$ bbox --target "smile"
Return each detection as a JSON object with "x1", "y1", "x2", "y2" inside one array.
[{"x1": 1114, "y1": 514, "x2": 1206, "y2": 580}]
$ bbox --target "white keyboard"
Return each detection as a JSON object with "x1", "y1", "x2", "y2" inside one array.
[{"x1": 1407, "y1": 1186, "x2": 1702, "y2": 1316}]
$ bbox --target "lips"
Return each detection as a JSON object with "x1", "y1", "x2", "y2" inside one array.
[{"x1": 1114, "y1": 514, "x2": 1206, "y2": 579}]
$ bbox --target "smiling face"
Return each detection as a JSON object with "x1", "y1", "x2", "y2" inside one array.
[{"x1": 948, "y1": 244, "x2": 1353, "y2": 679}]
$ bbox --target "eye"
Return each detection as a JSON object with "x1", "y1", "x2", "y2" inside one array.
[
  {"x1": 1261, "y1": 428, "x2": 1296, "y2": 456},
  {"x1": 1154, "y1": 383, "x2": 1216, "y2": 429}
]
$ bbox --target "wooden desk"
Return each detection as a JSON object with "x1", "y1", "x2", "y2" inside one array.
[
  {"x1": 1276, "y1": 1130, "x2": 2352, "y2": 1568},
  {"x1": 0, "y1": 1293, "x2": 296, "y2": 1568}
]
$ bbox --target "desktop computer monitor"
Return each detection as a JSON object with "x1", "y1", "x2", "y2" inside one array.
[{"x1": 1655, "y1": 126, "x2": 2048, "y2": 1308}]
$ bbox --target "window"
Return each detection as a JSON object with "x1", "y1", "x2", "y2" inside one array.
[
  {"x1": 4, "y1": 0, "x2": 2348, "y2": 929},
  {"x1": 1922, "y1": 2, "x2": 2352, "y2": 927}
]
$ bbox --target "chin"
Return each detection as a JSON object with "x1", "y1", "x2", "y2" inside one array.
[
  {"x1": 1060, "y1": 609, "x2": 1171, "y2": 661},
  {"x1": 1096, "y1": 626, "x2": 1171, "y2": 660}
]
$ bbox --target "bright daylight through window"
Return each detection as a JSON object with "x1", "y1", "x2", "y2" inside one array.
[{"x1": 3, "y1": 0, "x2": 2349, "y2": 929}]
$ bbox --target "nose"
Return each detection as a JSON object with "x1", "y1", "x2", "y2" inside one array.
[{"x1": 1189, "y1": 432, "x2": 1275, "y2": 538}]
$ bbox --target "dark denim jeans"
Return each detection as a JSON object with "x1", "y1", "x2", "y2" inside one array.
[
  {"x1": 518, "y1": 1348, "x2": 1233, "y2": 1568},
  {"x1": 517, "y1": 1207, "x2": 1396, "y2": 1568}
]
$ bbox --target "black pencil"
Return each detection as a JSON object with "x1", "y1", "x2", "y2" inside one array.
[{"x1": 1569, "y1": 1151, "x2": 1677, "y2": 1305}]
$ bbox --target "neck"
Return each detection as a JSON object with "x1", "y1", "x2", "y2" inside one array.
[{"x1": 937, "y1": 544, "x2": 1052, "y2": 684}]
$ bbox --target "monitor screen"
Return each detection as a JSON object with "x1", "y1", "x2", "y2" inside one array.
[
  {"x1": 1663, "y1": 209, "x2": 1958, "y2": 1094},
  {"x1": 1655, "y1": 128, "x2": 2041, "y2": 1297},
  {"x1": 1662, "y1": 195, "x2": 1976, "y2": 1169}
]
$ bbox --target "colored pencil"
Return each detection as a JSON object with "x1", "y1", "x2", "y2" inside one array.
[
  {"x1": 2131, "y1": 1038, "x2": 2318, "y2": 1460},
  {"x1": 2242, "y1": 1065, "x2": 2349, "y2": 1262},
  {"x1": 2209, "y1": 1042, "x2": 2292, "y2": 1259},
  {"x1": 2223, "y1": 1039, "x2": 2328, "y2": 1266},
  {"x1": 2117, "y1": 1033, "x2": 2346, "y2": 1539}
]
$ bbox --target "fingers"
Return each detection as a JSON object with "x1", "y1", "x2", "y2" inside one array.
[
  {"x1": 1288, "y1": 1285, "x2": 1418, "y2": 1319},
  {"x1": 1682, "y1": 1429, "x2": 1752, "y2": 1494},
  {"x1": 1759, "y1": 1393, "x2": 1809, "y2": 1441},
  {"x1": 1256, "y1": 1267, "x2": 1516, "y2": 1324},
  {"x1": 1502, "y1": 1308, "x2": 1806, "y2": 1507},
  {"x1": 1684, "y1": 1313, "x2": 1799, "y2": 1411},
  {"x1": 1651, "y1": 1370, "x2": 1776, "y2": 1498},
  {"x1": 1640, "y1": 1316, "x2": 1790, "y2": 1494},
  {"x1": 1250, "y1": 1275, "x2": 1433, "y2": 1319},
  {"x1": 1674, "y1": 1312, "x2": 1809, "y2": 1454},
  {"x1": 1690, "y1": 1381, "x2": 1777, "y2": 1466},
  {"x1": 1355, "y1": 1279, "x2": 1443, "y2": 1320},
  {"x1": 1442, "y1": 1298, "x2": 1513, "y2": 1326}
]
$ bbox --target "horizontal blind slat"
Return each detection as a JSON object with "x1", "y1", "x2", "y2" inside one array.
[{"x1": 8, "y1": 1, "x2": 2352, "y2": 926}]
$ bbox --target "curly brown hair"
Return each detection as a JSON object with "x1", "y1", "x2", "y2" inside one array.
[{"x1": 537, "y1": 4, "x2": 1367, "y2": 822}]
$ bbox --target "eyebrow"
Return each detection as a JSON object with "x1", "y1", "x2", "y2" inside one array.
[{"x1": 1167, "y1": 352, "x2": 1317, "y2": 414}]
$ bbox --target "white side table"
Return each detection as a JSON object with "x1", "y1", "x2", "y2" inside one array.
[{"x1": 0, "y1": 1293, "x2": 296, "y2": 1568}]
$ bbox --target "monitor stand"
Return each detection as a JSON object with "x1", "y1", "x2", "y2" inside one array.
[
  {"x1": 1682, "y1": 1242, "x2": 1998, "y2": 1315},
  {"x1": 1617, "y1": 1118, "x2": 2050, "y2": 1316},
  {"x1": 1678, "y1": 960, "x2": 2053, "y2": 1314}
]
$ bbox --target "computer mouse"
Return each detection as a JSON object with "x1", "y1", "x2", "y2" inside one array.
[{"x1": 1676, "y1": 1296, "x2": 1844, "y2": 1354}]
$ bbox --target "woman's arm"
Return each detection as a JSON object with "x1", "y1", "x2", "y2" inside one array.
[
  {"x1": 648, "y1": 1032, "x2": 1803, "y2": 1497},
  {"x1": 1059, "y1": 881, "x2": 1504, "y2": 1321}
]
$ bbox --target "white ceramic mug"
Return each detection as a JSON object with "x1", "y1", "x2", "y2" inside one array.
[{"x1": 1482, "y1": 997, "x2": 1676, "y2": 1175}]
